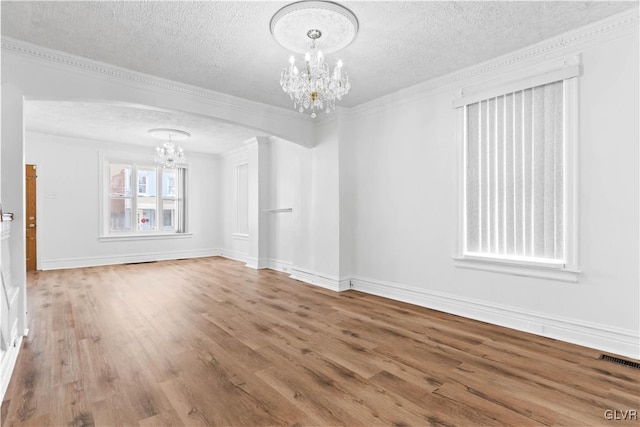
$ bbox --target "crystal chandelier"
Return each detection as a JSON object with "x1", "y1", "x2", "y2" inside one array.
[
  {"x1": 270, "y1": 1, "x2": 359, "y2": 118},
  {"x1": 149, "y1": 128, "x2": 189, "y2": 168},
  {"x1": 280, "y1": 29, "x2": 350, "y2": 117}
]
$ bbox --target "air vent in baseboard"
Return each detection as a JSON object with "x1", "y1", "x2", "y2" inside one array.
[{"x1": 600, "y1": 354, "x2": 640, "y2": 369}]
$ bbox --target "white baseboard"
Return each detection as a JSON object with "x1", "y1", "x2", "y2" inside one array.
[
  {"x1": 244, "y1": 257, "x2": 269, "y2": 270},
  {"x1": 351, "y1": 276, "x2": 640, "y2": 360},
  {"x1": 40, "y1": 249, "x2": 221, "y2": 270},
  {"x1": 218, "y1": 249, "x2": 249, "y2": 264},
  {"x1": 216, "y1": 254, "x2": 348, "y2": 292},
  {"x1": 290, "y1": 267, "x2": 350, "y2": 292},
  {"x1": 0, "y1": 333, "x2": 24, "y2": 403},
  {"x1": 218, "y1": 253, "x2": 292, "y2": 274},
  {"x1": 266, "y1": 258, "x2": 293, "y2": 274}
]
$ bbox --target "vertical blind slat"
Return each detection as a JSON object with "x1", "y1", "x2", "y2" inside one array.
[
  {"x1": 533, "y1": 85, "x2": 546, "y2": 257},
  {"x1": 466, "y1": 103, "x2": 480, "y2": 252},
  {"x1": 488, "y1": 97, "x2": 497, "y2": 254},
  {"x1": 543, "y1": 82, "x2": 556, "y2": 258},
  {"x1": 505, "y1": 93, "x2": 515, "y2": 255},
  {"x1": 514, "y1": 90, "x2": 524, "y2": 254},
  {"x1": 480, "y1": 100, "x2": 488, "y2": 253},
  {"x1": 497, "y1": 96, "x2": 505, "y2": 254},
  {"x1": 555, "y1": 82, "x2": 564, "y2": 259},
  {"x1": 523, "y1": 88, "x2": 533, "y2": 257}
]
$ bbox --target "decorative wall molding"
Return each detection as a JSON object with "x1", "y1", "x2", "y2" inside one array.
[
  {"x1": 1, "y1": 37, "x2": 312, "y2": 126},
  {"x1": 349, "y1": 7, "x2": 639, "y2": 117},
  {"x1": 40, "y1": 248, "x2": 220, "y2": 270},
  {"x1": 290, "y1": 267, "x2": 350, "y2": 292},
  {"x1": 351, "y1": 276, "x2": 640, "y2": 360}
]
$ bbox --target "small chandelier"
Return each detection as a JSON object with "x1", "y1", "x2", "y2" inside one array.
[
  {"x1": 271, "y1": 1, "x2": 359, "y2": 118},
  {"x1": 280, "y1": 29, "x2": 350, "y2": 118},
  {"x1": 149, "y1": 128, "x2": 189, "y2": 168}
]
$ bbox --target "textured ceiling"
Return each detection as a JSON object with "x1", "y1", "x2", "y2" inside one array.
[
  {"x1": 25, "y1": 101, "x2": 262, "y2": 155},
  {"x1": 2, "y1": 1, "x2": 636, "y2": 110},
  {"x1": 5, "y1": 2, "x2": 636, "y2": 152}
]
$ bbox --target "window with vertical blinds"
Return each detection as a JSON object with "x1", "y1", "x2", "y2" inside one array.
[{"x1": 464, "y1": 80, "x2": 564, "y2": 263}]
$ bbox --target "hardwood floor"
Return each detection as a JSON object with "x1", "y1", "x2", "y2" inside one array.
[{"x1": 2, "y1": 257, "x2": 639, "y2": 426}]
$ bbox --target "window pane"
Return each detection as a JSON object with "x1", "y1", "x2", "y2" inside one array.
[
  {"x1": 110, "y1": 164, "x2": 131, "y2": 197},
  {"x1": 110, "y1": 198, "x2": 132, "y2": 231},
  {"x1": 163, "y1": 199, "x2": 175, "y2": 230},
  {"x1": 137, "y1": 207, "x2": 156, "y2": 231},
  {"x1": 137, "y1": 167, "x2": 156, "y2": 196},
  {"x1": 163, "y1": 169, "x2": 177, "y2": 198}
]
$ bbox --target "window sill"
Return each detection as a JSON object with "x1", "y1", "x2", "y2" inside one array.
[
  {"x1": 453, "y1": 255, "x2": 580, "y2": 282},
  {"x1": 99, "y1": 233, "x2": 192, "y2": 242}
]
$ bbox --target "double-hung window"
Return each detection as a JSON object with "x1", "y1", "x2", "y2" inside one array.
[
  {"x1": 454, "y1": 57, "x2": 579, "y2": 281},
  {"x1": 104, "y1": 160, "x2": 187, "y2": 237}
]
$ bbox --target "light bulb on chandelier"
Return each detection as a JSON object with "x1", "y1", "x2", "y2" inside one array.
[{"x1": 270, "y1": 1, "x2": 358, "y2": 118}]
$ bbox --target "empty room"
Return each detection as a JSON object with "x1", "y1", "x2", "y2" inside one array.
[{"x1": 1, "y1": 1, "x2": 639, "y2": 426}]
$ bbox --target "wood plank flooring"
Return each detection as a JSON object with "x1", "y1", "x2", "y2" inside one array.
[{"x1": 2, "y1": 257, "x2": 639, "y2": 426}]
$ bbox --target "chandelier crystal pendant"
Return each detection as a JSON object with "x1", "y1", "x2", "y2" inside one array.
[
  {"x1": 280, "y1": 29, "x2": 350, "y2": 118},
  {"x1": 271, "y1": 1, "x2": 359, "y2": 118},
  {"x1": 149, "y1": 128, "x2": 189, "y2": 168}
]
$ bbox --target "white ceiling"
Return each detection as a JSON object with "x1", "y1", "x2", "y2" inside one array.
[{"x1": 3, "y1": 1, "x2": 636, "y2": 153}]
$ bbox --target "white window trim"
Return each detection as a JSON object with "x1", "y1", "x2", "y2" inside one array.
[
  {"x1": 99, "y1": 152, "x2": 190, "y2": 240},
  {"x1": 98, "y1": 233, "x2": 193, "y2": 242},
  {"x1": 453, "y1": 56, "x2": 580, "y2": 282}
]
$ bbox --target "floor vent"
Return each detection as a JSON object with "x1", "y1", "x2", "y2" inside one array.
[
  {"x1": 124, "y1": 260, "x2": 158, "y2": 265},
  {"x1": 600, "y1": 354, "x2": 640, "y2": 369}
]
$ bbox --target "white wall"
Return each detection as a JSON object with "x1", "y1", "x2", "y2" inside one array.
[
  {"x1": 25, "y1": 132, "x2": 220, "y2": 268},
  {"x1": 290, "y1": 120, "x2": 342, "y2": 286},
  {"x1": 345, "y1": 17, "x2": 639, "y2": 358}
]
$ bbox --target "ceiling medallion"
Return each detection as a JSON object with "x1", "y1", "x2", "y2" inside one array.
[
  {"x1": 270, "y1": 1, "x2": 359, "y2": 117},
  {"x1": 149, "y1": 128, "x2": 189, "y2": 168}
]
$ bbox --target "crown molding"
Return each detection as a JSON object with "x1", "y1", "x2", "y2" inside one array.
[
  {"x1": 349, "y1": 6, "x2": 639, "y2": 118},
  {"x1": 1, "y1": 36, "x2": 314, "y2": 126},
  {"x1": 2, "y1": 7, "x2": 637, "y2": 125}
]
